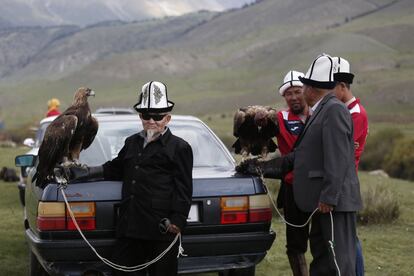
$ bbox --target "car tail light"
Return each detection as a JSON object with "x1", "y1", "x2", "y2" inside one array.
[
  {"x1": 66, "y1": 202, "x2": 96, "y2": 230},
  {"x1": 221, "y1": 197, "x2": 248, "y2": 224},
  {"x1": 220, "y1": 195, "x2": 272, "y2": 224},
  {"x1": 37, "y1": 202, "x2": 66, "y2": 230},
  {"x1": 37, "y1": 201, "x2": 96, "y2": 231},
  {"x1": 249, "y1": 194, "x2": 272, "y2": 222}
]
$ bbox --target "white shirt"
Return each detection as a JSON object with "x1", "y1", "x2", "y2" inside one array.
[
  {"x1": 345, "y1": 97, "x2": 356, "y2": 108},
  {"x1": 310, "y1": 97, "x2": 324, "y2": 114}
]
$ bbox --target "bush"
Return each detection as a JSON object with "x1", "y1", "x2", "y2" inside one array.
[
  {"x1": 357, "y1": 183, "x2": 400, "y2": 225},
  {"x1": 359, "y1": 128, "x2": 403, "y2": 171},
  {"x1": 383, "y1": 137, "x2": 414, "y2": 181}
]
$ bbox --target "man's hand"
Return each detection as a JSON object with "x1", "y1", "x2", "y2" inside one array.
[
  {"x1": 60, "y1": 165, "x2": 104, "y2": 182},
  {"x1": 318, "y1": 202, "x2": 334, "y2": 213},
  {"x1": 235, "y1": 157, "x2": 261, "y2": 175},
  {"x1": 55, "y1": 164, "x2": 104, "y2": 183},
  {"x1": 59, "y1": 164, "x2": 90, "y2": 182},
  {"x1": 236, "y1": 156, "x2": 287, "y2": 179},
  {"x1": 168, "y1": 224, "x2": 181, "y2": 234}
]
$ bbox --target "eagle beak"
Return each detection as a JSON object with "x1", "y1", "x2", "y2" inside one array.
[{"x1": 88, "y1": 90, "x2": 96, "y2": 97}]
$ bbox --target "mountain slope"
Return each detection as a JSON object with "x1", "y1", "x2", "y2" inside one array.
[
  {"x1": 0, "y1": 11, "x2": 217, "y2": 81},
  {"x1": 0, "y1": 0, "x2": 254, "y2": 27},
  {"x1": 0, "y1": 0, "x2": 413, "y2": 129},
  {"x1": 0, "y1": 25, "x2": 79, "y2": 78},
  {"x1": 0, "y1": 0, "x2": 399, "y2": 82}
]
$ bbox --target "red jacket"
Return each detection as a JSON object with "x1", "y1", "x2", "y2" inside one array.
[
  {"x1": 46, "y1": 108, "x2": 61, "y2": 117},
  {"x1": 275, "y1": 110, "x2": 306, "y2": 184},
  {"x1": 348, "y1": 98, "x2": 368, "y2": 171}
]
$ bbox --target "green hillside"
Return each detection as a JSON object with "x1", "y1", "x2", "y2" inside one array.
[{"x1": 0, "y1": 0, "x2": 413, "y2": 131}]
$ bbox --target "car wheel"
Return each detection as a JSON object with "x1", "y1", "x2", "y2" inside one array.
[
  {"x1": 29, "y1": 251, "x2": 48, "y2": 276},
  {"x1": 228, "y1": 266, "x2": 255, "y2": 276}
]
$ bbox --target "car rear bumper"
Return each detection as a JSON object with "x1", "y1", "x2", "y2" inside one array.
[
  {"x1": 31, "y1": 254, "x2": 266, "y2": 276},
  {"x1": 27, "y1": 228, "x2": 276, "y2": 275}
]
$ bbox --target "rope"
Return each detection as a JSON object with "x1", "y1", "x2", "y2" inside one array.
[
  {"x1": 329, "y1": 212, "x2": 341, "y2": 276},
  {"x1": 258, "y1": 170, "x2": 318, "y2": 228},
  {"x1": 260, "y1": 172, "x2": 341, "y2": 275},
  {"x1": 266, "y1": 183, "x2": 318, "y2": 228},
  {"x1": 55, "y1": 165, "x2": 340, "y2": 274},
  {"x1": 59, "y1": 184, "x2": 185, "y2": 272}
]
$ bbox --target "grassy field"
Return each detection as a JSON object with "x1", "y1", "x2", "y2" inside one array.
[
  {"x1": 1, "y1": 146, "x2": 413, "y2": 275},
  {"x1": 258, "y1": 174, "x2": 414, "y2": 276},
  {"x1": 0, "y1": 147, "x2": 29, "y2": 276}
]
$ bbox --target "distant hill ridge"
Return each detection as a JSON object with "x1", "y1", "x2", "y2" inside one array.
[{"x1": 0, "y1": 0, "x2": 256, "y2": 28}]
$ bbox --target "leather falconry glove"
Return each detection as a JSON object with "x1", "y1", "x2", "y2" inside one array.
[
  {"x1": 236, "y1": 154, "x2": 294, "y2": 179},
  {"x1": 236, "y1": 157, "x2": 261, "y2": 175},
  {"x1": 59, "y1": 164, "x2": 104, "y2": 182}
]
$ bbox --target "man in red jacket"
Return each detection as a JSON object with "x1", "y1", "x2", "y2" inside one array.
[
  {"x1": 275, "y1": 70, "x2": 310, "y2": 276},
  {"x1": 333, "y1": 56, "x2": 368, "y2": 276},
  {"x1": 332, "y1": 57, "x2": 368, "y2": 170}
]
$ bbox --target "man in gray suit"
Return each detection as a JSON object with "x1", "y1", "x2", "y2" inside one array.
[
  {"x1": 237, "y1": 54, "x2": 363, "y2": 275},
  {"x1": 293, "y1": 54, "x2": 363, "y2": 276}
]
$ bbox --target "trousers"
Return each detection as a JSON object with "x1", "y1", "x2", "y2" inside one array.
[
  {"x1": 309, "y1": 212, "x2": 357, "y2": 276},
  {"x1": 111, "y1": 237, "x2": 179, "y2": 276},
  {"x1": 283, "y1": 182, "x2": 310, "y2": 255}
]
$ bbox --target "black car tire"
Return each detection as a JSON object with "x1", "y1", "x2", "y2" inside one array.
[
  {"x1": 227, "y1": 266, "x2": 255, "y2": 276},
  {"x1": 29, "y1": 251, "x2": 48, "y2": 276}
]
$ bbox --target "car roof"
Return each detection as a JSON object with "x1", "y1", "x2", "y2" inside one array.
[
  {"x1": 40, "y1": 114, "x2": 203, "y2": 124},
  {"x1": 95, "y1": 107, "x2": 136, "y2": 114}
]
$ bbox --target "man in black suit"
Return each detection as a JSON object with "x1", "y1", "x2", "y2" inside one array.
[
  {"x1": 293, "y1": 54, "x2": 363, "y2": 276},
  {"x1": 65, "y1": 81, "x2": 193, "y2": 276}
]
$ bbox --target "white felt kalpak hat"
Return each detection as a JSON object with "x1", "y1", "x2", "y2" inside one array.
[
  {"x1": 278, "y1": 70, "x2": 304, "y2": 96},
  {"x1": 299, "y1": 54, "x2": 336, "y2": 89},
  {"x1": 134, "y1": 81, "x2": 174, "y2": 113},
  {"x1": 332, "y1": 56, "x2": 354, "y2": 84}
]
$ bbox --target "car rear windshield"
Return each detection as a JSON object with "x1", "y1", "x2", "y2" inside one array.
[{"x1": 36, "y1": 118, "x2": 234, "y2": 168}]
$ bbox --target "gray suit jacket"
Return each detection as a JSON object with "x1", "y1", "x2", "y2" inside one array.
[{"x1": 292, "y1": 92, "x2": 362, "y2": 212}]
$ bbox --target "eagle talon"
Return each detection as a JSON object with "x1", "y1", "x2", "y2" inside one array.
[
  {"x1": 53, "y1": 167, "x2": 68, "y2": 188},
  {"x1": 62, "y1": 160, "x2": 75, "y2": 167}
]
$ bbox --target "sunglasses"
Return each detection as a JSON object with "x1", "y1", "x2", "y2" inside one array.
[{"x1": 141, "y1": 113, "x2": 167, "y2": 121}]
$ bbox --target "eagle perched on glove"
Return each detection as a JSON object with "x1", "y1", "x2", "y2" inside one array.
[
  {"x1": 232, "y1": 105, "x2": 278, "y2": 158},
  {"x1": 36, "y1": 87, "x2": 98, "y2": 187}
]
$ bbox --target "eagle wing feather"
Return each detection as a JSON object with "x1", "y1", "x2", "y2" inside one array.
[
  {"x1": 36, "y1": 115, "x2": 78, "y2": 186},
  {"x1": 233, "y1": 109, "x2": 246, "y2": 137},
  {"x1": 81, "y1": 116, "x2": 99, "y2": 150},
  {"x1": 233, "y1": 105, "x2": 278, "y2": 157}
]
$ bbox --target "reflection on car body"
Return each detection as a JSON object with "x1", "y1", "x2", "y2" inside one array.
[{"x1": 16, "y1": 114, "x2": 276, "y2": 276}]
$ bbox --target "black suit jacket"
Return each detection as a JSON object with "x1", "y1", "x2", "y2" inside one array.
[
  {"x1": 103, "y1": 128, "x2": 193, "y2": 240},
  {"x1": 292, "y1": 93, "x2": 362, "y2": 212}
]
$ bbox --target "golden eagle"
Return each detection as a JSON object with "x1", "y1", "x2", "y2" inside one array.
[
  {"x1": 232, "y1": 105, "x2": 278, "y2": 158},
  {"x1": 36, "y1": 87, "x2": 98, "y2": 187}
]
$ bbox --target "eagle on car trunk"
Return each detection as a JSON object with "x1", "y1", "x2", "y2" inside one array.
[
  {"x1": 36, "y1": 87, "x2": 98, "y2": 187},
  {"x1": 232, "y1": 105, "x2": 278, "y2": 159}
]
